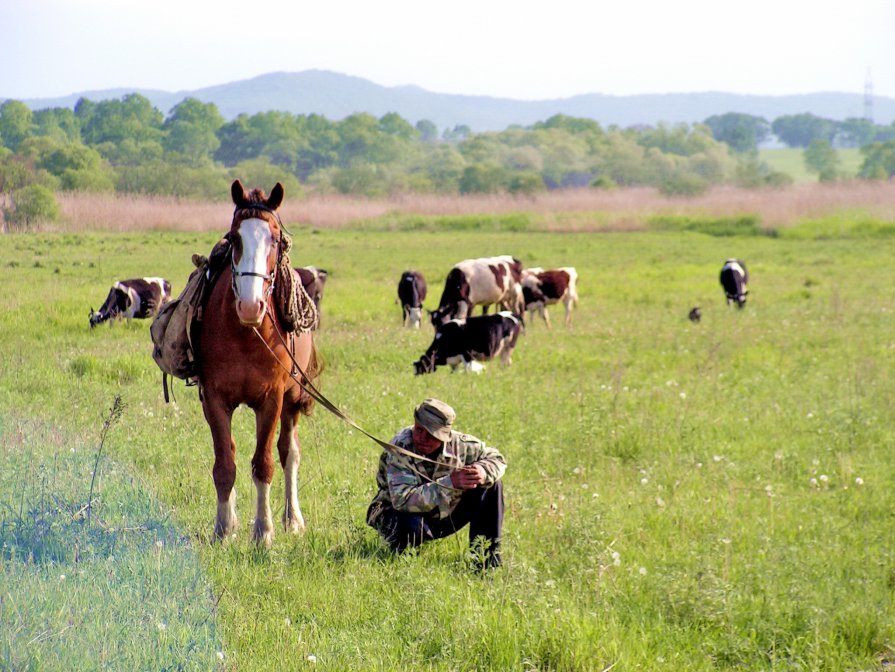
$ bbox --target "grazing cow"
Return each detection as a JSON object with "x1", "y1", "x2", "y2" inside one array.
[
  {"x1": 397, "y1": 270, "x2": 427, "y2": 329},
  {"x1": 430, "y1": 255, "x2": 523, "y2": 327},
  {"x1": 414, "y1": 312, "x2": 523, "y2": 375},
  {"x1": 719, "y1": 259, "x2": 749, "y2": 308},
  {"x1": 293, "y1": 266, "x2": 328, "y2": 328},
  {"x1": 688, "y1": 306, "x2": 702, "y2": 323},
  {"x1": 89, "y1": 277, "x2": 171, "y2": 328},
  {"x1": 521, "y1": 266, "x2": 579, "y2": 328}
]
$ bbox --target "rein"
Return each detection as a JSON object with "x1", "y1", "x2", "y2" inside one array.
[{"x1": 251, "y1": 313, "x2": 456, "y2": 483}]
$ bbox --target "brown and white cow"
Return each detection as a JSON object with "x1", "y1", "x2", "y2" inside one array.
[
  {"x1": 521, "y1": 266, "x2": 579, "y2": 328},
  {"x1": 397, "y1": 270, "x2": 427, "y2": 329},
  {"x1": 89, "y1": 277, "x2": 171, "y2": 328},
  {"x1": 293, "y1": 265, "x2": 328, "y2": 328},
  {"x1": 430, "y1": 255, "x2": 524, "y2": 327},
  {"x1": 414, "y1": 312, "x2": 523, "y2": 375}
]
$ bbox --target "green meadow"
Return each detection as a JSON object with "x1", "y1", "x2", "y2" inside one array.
[
  {"x1": 3, "y1": 216, "x2": 895, "y2": 670},
  {"x1": 759, "y1": 148, "x2": 864, "y2": 183}
]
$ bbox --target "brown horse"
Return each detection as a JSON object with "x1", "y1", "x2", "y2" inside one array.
[{"x1": 198, "y1": 180, "x2": 318, "y2": 546}]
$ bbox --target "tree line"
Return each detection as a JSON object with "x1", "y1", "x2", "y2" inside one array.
[{"x1": 2, "y1": 94, "x2": 895, "y2": 227}]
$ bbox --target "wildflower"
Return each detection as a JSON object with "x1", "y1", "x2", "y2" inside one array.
[
  {"x1": 855, "y1": 477, "x2": 864, "y2": 486},
  {"x1": 217, "y1": 652, "x2": 225, "y2": 661},
  {"x1": 611, "y1": 551, "x2": 621, "y2": 566},
  {"x1": 720, "y1": 538, "x2": 731, "y2": 545},
  {"x1": 572, "y1": 467, "x2": 581, "y2": 475},
  {"x1": 819, "y1": 474, "x2": 829, "y2": 483},
  {"x1": 157, "y1": 622, "x2": 167, "y2": 631},
  {"x1": 285, "y1": 617, "x2": 292, "y2": 626},
  {"x1": 807, "y1": 412, "x2": 814, "y2": 418},
  {"x1": 774, "y1": 452, "x2": 783, "y2": 461},
  {"x1": 655, "y1": 497, "x2": 666, "y2": 508},
  {"x1": 809, "y1": 478, "x2": 818, "y2": 488},
  {"x1": 679, "y1": 392, "x2": 687, "y2": 400},
  {"x1": 696, "y1": 462, "x2": 703, "y2": 468},
  {"x1": 545, "y1": 579, "x2": 556, "y2": 588},
  {"x1": 764, "y1": 484, "x2": 774, "y2": 496},
  {"x1": 307, "y1": 654, "x2": 318, "y2": 664},
  {"x1": 713, "y1": 455, "x2": 722, "y2": 462},
  {"x1": 640, "y1": 477, "x2": 649, "y2": 486},
  {"x1": 59, "y1": 574, "x2": 66, "y2": 581},
  {"x1": 639, "y1": 567, "x2": 647, "y2": 576}
]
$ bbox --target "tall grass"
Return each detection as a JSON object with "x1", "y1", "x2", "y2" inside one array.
[
  {"x1": 2, "y1": 224, "x2": 895, "y2": 669},
  {"x1": 51, "y1": 181, "x2": 895, "y2": 233}
]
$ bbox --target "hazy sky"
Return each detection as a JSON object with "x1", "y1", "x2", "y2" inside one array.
[{"x1": 4, "y1": 0, "x2": 894, "y2": 101}]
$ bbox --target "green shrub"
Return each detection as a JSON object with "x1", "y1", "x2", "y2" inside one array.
[
  {"x1": 589, "y1": 175, "x2": 617, "y2": 190},
  {"x1": 658, "y1": 172, "x2": 709, "y2": 197},
  {"x1": 5, "y1": 184, "x2": 59, "y2": 230}
]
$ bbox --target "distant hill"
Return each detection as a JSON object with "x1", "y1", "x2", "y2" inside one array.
[{"x1": 10, "y1": 70, "x2": 895, "y2": 132}]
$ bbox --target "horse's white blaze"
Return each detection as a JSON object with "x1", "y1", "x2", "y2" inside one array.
[
  {"x1": 234, "y1": 218, "x2": 274, "y2": 306},
  {"x1": 253, "y1": 476, "x2": 274, "y2": 546},
  {"x1": 216, "y1": 487, "x2": 238, "y2": 537},
  {"x1": 283, "y1": 440, "x2": 305, "y2": 532}
]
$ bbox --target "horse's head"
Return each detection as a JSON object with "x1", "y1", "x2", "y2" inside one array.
[{"x1": 228, "y1": 179, "x2": 285, "y2": 327}]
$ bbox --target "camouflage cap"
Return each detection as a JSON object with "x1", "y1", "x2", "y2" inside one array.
[{"x1": 413, "y1": 398, "x2": 455, "y2": 442}]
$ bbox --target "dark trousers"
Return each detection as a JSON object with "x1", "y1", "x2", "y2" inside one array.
[{"x1": 377, "y1": 481, "x2": 504, "y2": 558}]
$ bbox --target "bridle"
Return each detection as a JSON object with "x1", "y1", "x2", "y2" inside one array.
[{"x1": 229, "y1": 204, "x2": 282, "y2": 301}]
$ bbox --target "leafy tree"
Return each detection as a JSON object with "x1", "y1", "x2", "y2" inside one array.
[
  {"x1": 508, "y1": 171, "x2": 545, "y2": 195},
  {"x1": 415, "y1": 119, "x2": 438, "y2": 142},
  {"x1": 835, "y1": 118, "x2": 877, "y2": 148},
  {"x1": 533, "y1": 114, "x2": 603, "y2": 137},
  {"x1": 0, "y1": 100, "x2": 34, "y2": 151},
  {"x1": 293, "y1": 114, "x2": 339, "y2": 179},
  {"x1": 703, "y1": 112, "x2": 769, "y2": 153},
  {"x1": 443, "y1": 124, "x2": 472, "y2": 142},
  {"x1": 6, "y1": 184, "x2": 59, "y2": 230},
  {"x1": 163, "y1": 98, "x2": 225, "y2": 165},
  {"x1": 378, "y1": 112, "x2": 417, "y2": 140},
  {"x1": 458, "y1": 162, "x2": 508, "y2": 194},
  {"x1": 32, "y1": 108, "x2": 81, "y2": 143},
  {"x1": 803, "y1": 139, "x2": 840, "y2": 181},
  {"x1": 80, "y1": 94, "x2": 164, "y2": 148},
  {"x1": 772, "y1": 113, "x2": 836, "y2": 148},
  {"x1": 858, "y1": 140, "x2": 895, "y2": 179},
  {"x1": 638, "y1": 123, "x2": 716, "y2": 156}
]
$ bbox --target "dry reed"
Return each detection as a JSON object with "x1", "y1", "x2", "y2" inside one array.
[{"x1": 47, "y1": 181, "x2": 895, "y2": 234}]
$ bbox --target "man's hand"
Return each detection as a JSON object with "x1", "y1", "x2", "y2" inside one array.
[{"x1": 450, "y1": 463, "x2": 486, "y2": 490}]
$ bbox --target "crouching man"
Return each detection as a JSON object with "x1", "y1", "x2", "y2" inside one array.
[{"x1": 366, "y1": 398, "x2": 507, "y2": 570}]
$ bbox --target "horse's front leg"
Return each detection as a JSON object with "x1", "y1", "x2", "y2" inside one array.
[
  {"x1": 203, "y1": 397, "x2": 238, "y2": 541},
  {"x1": 277, "y1": 407, "x2": 306, "y2": 534},
  {"x1": 251, "y1": 395, "x2": 283, "y2": 547}
]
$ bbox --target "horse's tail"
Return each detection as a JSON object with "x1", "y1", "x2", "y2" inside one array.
[{"x1": 298, "y1": 336, "x2": 324, "y2": 416}]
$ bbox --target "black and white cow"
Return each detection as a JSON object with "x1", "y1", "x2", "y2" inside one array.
[
  {"x1": 521, "y1": 266, "x2": 579, "y2": 328},
  {"x1": 430, "y1": 255, "x2": 523, "y2": 327},
  {"x1": 413, "y1": 312, "x2": 523, "y2": 375},
  {"x1": 397, "y1": 270, "x2": 427, "y2": 329},
  {"x1": 719, "y1": 259, "x2": 749, "y2": 308},
  {"x1": 89, "y1": 277, "x2": 171, "y2": 328}
]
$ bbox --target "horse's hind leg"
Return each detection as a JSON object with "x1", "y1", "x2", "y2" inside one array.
[
  {"x1": 204, "y1": 398, "x2": 238, "y2": 541},
  {"x1": 277, "y1": 407, "x2": 306, "y2": 534}
]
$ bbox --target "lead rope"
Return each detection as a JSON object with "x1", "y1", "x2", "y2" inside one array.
[{"x1": 252, "y1": 316, "x2": 455, "y2": 488}]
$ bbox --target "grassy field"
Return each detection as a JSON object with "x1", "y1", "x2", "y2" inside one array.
[
  {"x1": 760, "y1": 148, "x2": 864, "y2": 183},
  {"x1": 3, "y1": 211, "x2": 895, "y2": 669}
]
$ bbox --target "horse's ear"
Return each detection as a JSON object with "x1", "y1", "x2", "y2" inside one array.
[
  {"x1": 267, "y1": 182, "x2": 284, "y2": 210},
  {"x1": 231, "y1": 179, "x2": 247, "y2": 207}
]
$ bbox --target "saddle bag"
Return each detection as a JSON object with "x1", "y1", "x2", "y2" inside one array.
[{"x1": 150, "y1": 239, "x2": 230, "y2": 402}]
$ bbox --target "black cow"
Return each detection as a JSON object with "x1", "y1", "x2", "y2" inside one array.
[
  {"x1": 89, "y1": 277, "x2": 171, "y2": 328},
  {"x1": 413, "y1": 312, "x2": 523, "y2": 375},
  {"x1": 293, "y1": 266, "x2": 328, "y2": 328},
  {"x1": 719, "y1": 259, "x2": 749, "y2": 308},
  {"x1": 397, "y1": 270, "x2": 427, "y2": 329}
]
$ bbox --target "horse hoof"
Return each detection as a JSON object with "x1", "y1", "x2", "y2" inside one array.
[
  {"x1": 253, "y1": 520, "x2": 274, "y2": 547},
  {"x1": 283, "y1": 515, "x2": 306, "y2": 534}
]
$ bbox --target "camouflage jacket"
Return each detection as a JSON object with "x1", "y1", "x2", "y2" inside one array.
[{"x1": 367, "y1": 427, "x2": 507, "y2": 525}]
